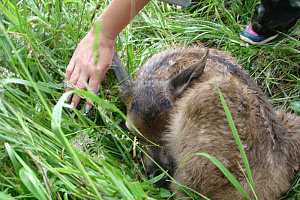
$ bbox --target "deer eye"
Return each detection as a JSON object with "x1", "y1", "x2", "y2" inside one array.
[
  {"x1": 130, "y1": 99, "x2": 139, "y2": 112},
  {"x1": 161, "y1": 98, "x2": 171, "y2": 110}
]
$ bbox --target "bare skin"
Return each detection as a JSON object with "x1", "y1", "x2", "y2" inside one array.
[{"x1": 65, "y1": 0, "x2": 149, "y2": 112}]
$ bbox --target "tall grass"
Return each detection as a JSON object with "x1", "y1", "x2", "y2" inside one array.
[{"x1": 0, "y1": 0, "x2": 299, "y2": 199}]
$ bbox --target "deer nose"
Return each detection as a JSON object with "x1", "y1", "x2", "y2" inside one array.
[{"x1": 147, "y1": 171, "x2": 170, "y2": 187}]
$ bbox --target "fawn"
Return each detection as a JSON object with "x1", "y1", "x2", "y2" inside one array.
[{"x1": 111, "y1": 47, "x2": 300, "y2": 199}]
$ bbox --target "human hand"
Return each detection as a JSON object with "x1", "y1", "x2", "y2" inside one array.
[
  {"x1": 64, "y1": 0, "x2": 150, "y2": 113},
  {"x1": 65, "y1": 29, "x2": 115, "y2": 113}
]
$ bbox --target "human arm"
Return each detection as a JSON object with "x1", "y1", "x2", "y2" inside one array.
[{"x1": 65, "y1": 0, "x2": 150, "y2": 112}]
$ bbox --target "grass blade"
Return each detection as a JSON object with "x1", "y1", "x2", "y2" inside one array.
[{"x1": 216, "y1": 81, "x2": 257, "y2": 198}]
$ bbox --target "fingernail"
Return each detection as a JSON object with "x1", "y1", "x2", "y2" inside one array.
[
  {"x1": 70, "y1": 102, "x2": 74, "y2": 112},
  {"x1": 96, "y1": 85, "x2": 100, "y2": 94},
  {"x1": 85, "y1": 104, "x2": 90, "y2": 114}
]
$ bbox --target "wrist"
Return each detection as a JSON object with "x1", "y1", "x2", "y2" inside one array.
[{"x1": 99, "y1": 32, "x2": 115, "y2": 49}]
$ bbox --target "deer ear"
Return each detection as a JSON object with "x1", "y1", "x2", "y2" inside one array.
[
  {"x1": 111, "y1": 49, "x2": 132, "y2": 102},
  {"x1": 169, "y1": 49, "x2": 209, "y2": 98}
]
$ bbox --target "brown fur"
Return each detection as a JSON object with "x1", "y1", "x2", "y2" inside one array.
[{"x1": 119, "y1": 47, "x2": 300, "y2": 199}]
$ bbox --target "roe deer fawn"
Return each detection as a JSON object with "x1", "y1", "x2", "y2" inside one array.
[{"x1": 111, "y1": 47, "x2": 300, "y2": 199}]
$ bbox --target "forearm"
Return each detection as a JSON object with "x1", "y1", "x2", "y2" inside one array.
[{"x1": 96, "y1": 0, "x2": 150, "y2": 40}]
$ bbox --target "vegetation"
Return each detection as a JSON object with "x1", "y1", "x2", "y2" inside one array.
[{"x1": 0, "y1": 0, "x2": 299, "y2": 199}]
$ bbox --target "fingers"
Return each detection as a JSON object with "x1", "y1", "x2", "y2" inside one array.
[
  {"x1": 65, "y1": 59, "x2": 89, "y2": 107},
  {"x1": 65, "y1": 60, "x2": 80, "y2": 103},
  {"x1": 65, "y1": 59, "x2": 75, "y2": 81},
  {"x1": 70, "y1": 76, "x2": 88, "y2": 108},
  {"x1": 63, "y1": 31, "x2": 115, "y2": 113},
  {"x1": 65, "y1": 57, "x2": 76, "y2": 102},
  {"x1": 65, "y1": 65, "x2": 101, "y2": 113},
  {"x1": 84, "y1": 76, "x2": 101, "y2": 113},
  {"x1": 82, "y1": 47, "x2": 114, "y2": 113}
]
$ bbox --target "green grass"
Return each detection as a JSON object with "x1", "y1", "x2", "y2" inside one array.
[{"x1": 0, "y1": 0, "x2": 299, "y2": 199}]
